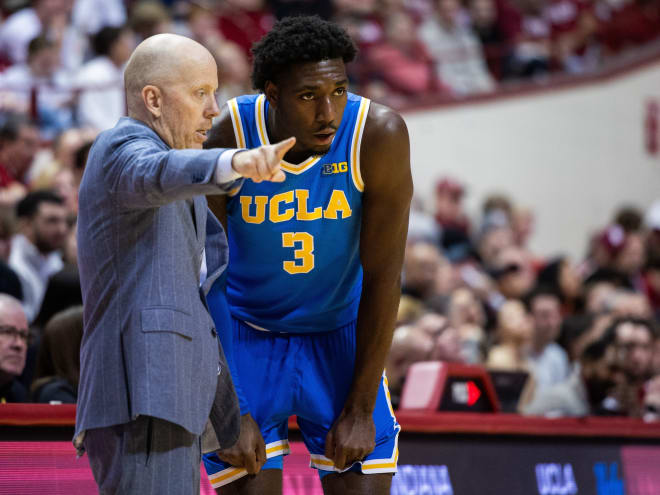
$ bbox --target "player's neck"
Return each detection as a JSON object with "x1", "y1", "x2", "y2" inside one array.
[{"x1": 266, "y1": 108, "x2": 315, "y2": 164}]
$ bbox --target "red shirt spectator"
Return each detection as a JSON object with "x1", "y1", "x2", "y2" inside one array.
[
  {"x1": 217, "y1": 2, "x2": 274, "y2": 58},
  {"x1": 599, "y1": 0, "x2": 660, "y2": 53}
]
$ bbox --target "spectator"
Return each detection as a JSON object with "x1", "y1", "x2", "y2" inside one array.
[
  {"x1": 213, "y1": 41, "x2": 253, "y2": 107},
  {"x1": 0, "y1": 294, "x2": 29, "y2": 403},
  {"x1": 643, "y1": 256, "x2": 660, "y2": 319},
  {"x1": 0, "y1": 113, "x2": 39, "y2": 207},
  {"x1": 525, "y1": 286, "x2": 571, "y2": 390},
  {"x1": 611, "y1": 317, "x2": 656, "y2": 386},
  {"x1": 417, "y1": 312, "x2": 464, "y2": 362},
  {"x1": 403, "y1": 241, "x2": 452, "y2": 306},
  {"x1": 652, "y1": 334, "x2": 660, "y2": 377},
  {"x1": 362, "y1": 9, "x2": 438, "y2": 103},
  {"x1": 8, "y1": 190, "x2": 67, "y2": 323},
  {"x1": 511, "y1": 206, "x2": 534, "y2": 249},
  {"x1": 612, "y1": 230, "x2": 646, "y2": 291},
  {"x1": 0, "y1": 0, "x2": 71, "y2": 65},
  {"x1": 129, "y1": 1, "x2": 172, "y2": 41},
  {"x1": 581, "y1": 267, "x2": 628, "y2": 313},
  {"x1": 386, "y1": 323, "x2": 435, "y2": 408},
  {"x1": 487, "y1": 299, "x2": 534, "y2": 371},
  {"x1": 33, "y1": 221, "x2": 81, "y2": 329},
  {"x1": 269, "y1": 0, "x2": 333, "y2": 19},
  {"x1": 30, "y1": 305, "x2": 83, "y2": 403},
  {"x1": 477, "y1": 223, "x2": 515, "y2": 268},
  {"x1": 434, "y1": 176, "x2": 470, "y2": 234},
  {"x1": 216, "y1": 0, "x2": 274, "y2": 58},
  {"x1": 447, "y1": 288, "x2": 487, "y2": 362},
  {"x1": 598, "y1": 0, "x2": 660, "y2": 55},
  {"x1": 512, "y1": 0, "x2": 552, "y2": 77},
  {"x1": 419, "y1": 0, "x2": 496, "y2": 95},
  {"x1": 544, "y1": 0, "x2": 600, "y2": 73},
  {"x1": 75, "y1": 26, "x2": 134, "y2": 131},
  {"x1": 537, "y1": 256, "x2": 582, "y2": 312},
  {"x1": 609, "y1": 289, "x2": 653, "y2": 319},
  {"x1": 522, "y1": 324, "x2": 624, "y2": 417},
  {"x1": 490, "y1": 245, "x2": 536, "y2": 299},
  {"x1": 469, "y1": 0, "x2": 517, "y2": 79},
  {"x1": 0, "y1": 207, "x2": 22, "y2": 300},
  {"x1": 614, "y1": 205, "x2": 644, "y2": 233},
  {"x1": 1, "y1": 35, "x2": 74, "y2": 139},
  {"x1": 645, "y1": 200, "x2": 660, "y2": 261},
  {"x1": 71, "y1": 0, "x2": 127, "y2": 36}
]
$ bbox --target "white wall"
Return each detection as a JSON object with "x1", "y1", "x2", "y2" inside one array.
[{"x1": 403, "y1": 60, "x2": 660, "y2": 259}]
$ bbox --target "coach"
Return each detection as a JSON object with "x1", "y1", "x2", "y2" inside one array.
[{"x1": 74, "y1": 34, "x2": 293, "y2": 494}]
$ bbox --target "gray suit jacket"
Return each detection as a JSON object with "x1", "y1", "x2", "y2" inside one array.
[{"x1": 75, "y1": 117, "x2": 240, "y2": 447}]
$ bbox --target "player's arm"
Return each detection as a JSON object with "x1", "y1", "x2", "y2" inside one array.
[
  {"x1": 204, "y1": 106, "x2": 237, "y2": 228},
  {"x1": 203, "y1": 107, "x2": 267, "y2": 475},
  {"x1": 325, "y1": 104, "x2": 412, "y2": 469}
]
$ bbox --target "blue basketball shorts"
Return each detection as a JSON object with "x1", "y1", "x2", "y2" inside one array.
[{"x1": 203, "y1": 317, "x2": 400, "y2": 489}]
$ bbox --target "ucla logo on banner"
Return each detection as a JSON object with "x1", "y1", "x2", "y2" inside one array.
[
  {"x1": 391, "y1": 465, "x2": 454, "y2": 495},
  {"x1": 593, "y1": 462, "x2": 624, "y2": 495},
  {"x1": 536, "y1": 463, "x2": 578, "y2": 495}
]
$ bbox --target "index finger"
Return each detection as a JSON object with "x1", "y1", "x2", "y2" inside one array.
[
  {"x1": 272, "y1": 136, "x2": 296, "y2": 160},
  {"x1": 243, "y1": 450, "x2": 259, "y2": 475}
]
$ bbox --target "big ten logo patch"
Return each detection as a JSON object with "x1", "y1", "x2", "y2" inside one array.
[
  {"x1": 536, "y1": 463, "x2": 578, "y2": 495},
  {"x1": 593, "y1": 462, "x2": 624, "y2": 495},
  {"x1": 391, "y1": 465, "x2": 454, "y2": 495},
  {"x1": 321, "y1": 162, "x2": 348, "y2": 175}
]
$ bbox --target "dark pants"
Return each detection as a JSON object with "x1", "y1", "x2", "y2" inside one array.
[{"x1": 84, "y1": 415, "x2": 201, "y2": 495}]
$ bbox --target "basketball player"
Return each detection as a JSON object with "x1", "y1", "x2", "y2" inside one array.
[{"x1": 203, "y1": 16, "x2": 412, "y2": 495}]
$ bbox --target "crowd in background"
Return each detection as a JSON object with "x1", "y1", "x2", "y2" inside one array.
[
  {"x1": 0, "y1": 0, "x2": 658, "y2": 421},
  {"x1": 391, "y1": 182, "x2": 660, "y2": 420}
]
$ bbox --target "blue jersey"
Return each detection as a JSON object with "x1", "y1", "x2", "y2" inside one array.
[{"x1": 224, "y1": 92, "x2": 370, "y2": 333}]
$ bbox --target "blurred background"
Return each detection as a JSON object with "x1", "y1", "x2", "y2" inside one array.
[{"x1": 0, "y1": 0, "x2": 659, "y2": 492}]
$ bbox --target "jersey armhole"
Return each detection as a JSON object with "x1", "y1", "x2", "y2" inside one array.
[
  {"x1": 227, "y1": 98, "x2": 247, "y2": 197},
  {"x1": 349, "y1": 98, "x2": 370, "y2": 193}
]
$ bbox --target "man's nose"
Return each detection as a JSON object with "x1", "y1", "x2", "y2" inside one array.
[
  {"x1": 206, "y1": 95, "x2": 220, "y2": 119},
  {"x1": 316, "y1": 96, "x2": 334, "y2": 125}
]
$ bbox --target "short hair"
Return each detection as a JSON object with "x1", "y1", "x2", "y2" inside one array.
[
  {"x1": 16, "y1": 190, "x2": 64, "y2": 219},
  {"x1": 92, "y1": 26, "x2": 124, "y2": 57},
  {"x1": 27, "y1": 35, "x2": 54, "y2": 59},
  {"x1": 251, "y1": 16, "x2": 357, "y2": 92},
  {"x1": 523, "y1": 285, "x2": 562, "y2": 311}
]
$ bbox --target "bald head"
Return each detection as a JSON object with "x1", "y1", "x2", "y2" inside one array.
[
  {"x1": 124, "y1": 33, "x2": 216, "y2": 116},
  {"x1": 123, "y1": 33, "x2": 221, "y2": 149},
  {"x1": 0, "y1": 294, "x2": 26, "y2": 326}
]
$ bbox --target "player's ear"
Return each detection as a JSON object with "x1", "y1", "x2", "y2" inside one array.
[{"x1": 264, "y1": 81, "x2": 279, "y2": 108}]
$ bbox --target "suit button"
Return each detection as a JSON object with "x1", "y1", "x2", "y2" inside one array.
[{"x1": 211, "y1": 327, "x2": 217, "y2": 338}]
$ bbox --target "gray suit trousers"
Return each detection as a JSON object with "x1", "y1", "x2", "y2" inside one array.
[{"x1": 84, "y1": 416, "x2": 201, "y2": 495}]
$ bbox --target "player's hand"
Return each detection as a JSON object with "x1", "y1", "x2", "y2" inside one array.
[
  {"x1": 231, "y1": 137, "x2": 296, "y2": 183},
  {"x1": 215, "y1": 413, "x2": 266, "y2": 475},
  {"x1": 324, "y1": 409, "x2": 376, "y2": 471}
]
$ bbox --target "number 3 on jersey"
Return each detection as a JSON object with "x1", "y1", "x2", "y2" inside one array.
[{"x1": 282, "y1": 232, "x2": 314, "y2": 274}]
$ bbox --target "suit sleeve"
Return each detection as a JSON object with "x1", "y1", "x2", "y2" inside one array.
[{"x1": 105, "y1": 137, "x2": 244, "y2": 209}]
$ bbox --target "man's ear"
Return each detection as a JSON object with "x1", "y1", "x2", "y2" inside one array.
[
  {"x1": 142, "y1": 85, "x2": 162, "y2": 118},
  {"x1": 264, "y1": 81, "x2": 279, "y2": 109}
]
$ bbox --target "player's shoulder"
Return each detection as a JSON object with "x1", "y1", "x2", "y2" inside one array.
[
  {"x1": 206, "y1": 93, "x2": 259, "y2": 149},
  {"x1": 363, "y1": 100, "x2": 408, "y2": 143}
]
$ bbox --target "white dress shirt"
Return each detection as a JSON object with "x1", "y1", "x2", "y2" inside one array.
[
  {"x1": 8, "y1": 234, "x2": 63, "y2": 323},
  {"x1": 75, "y1": 56, "x2": 125, "y2": 131}
]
